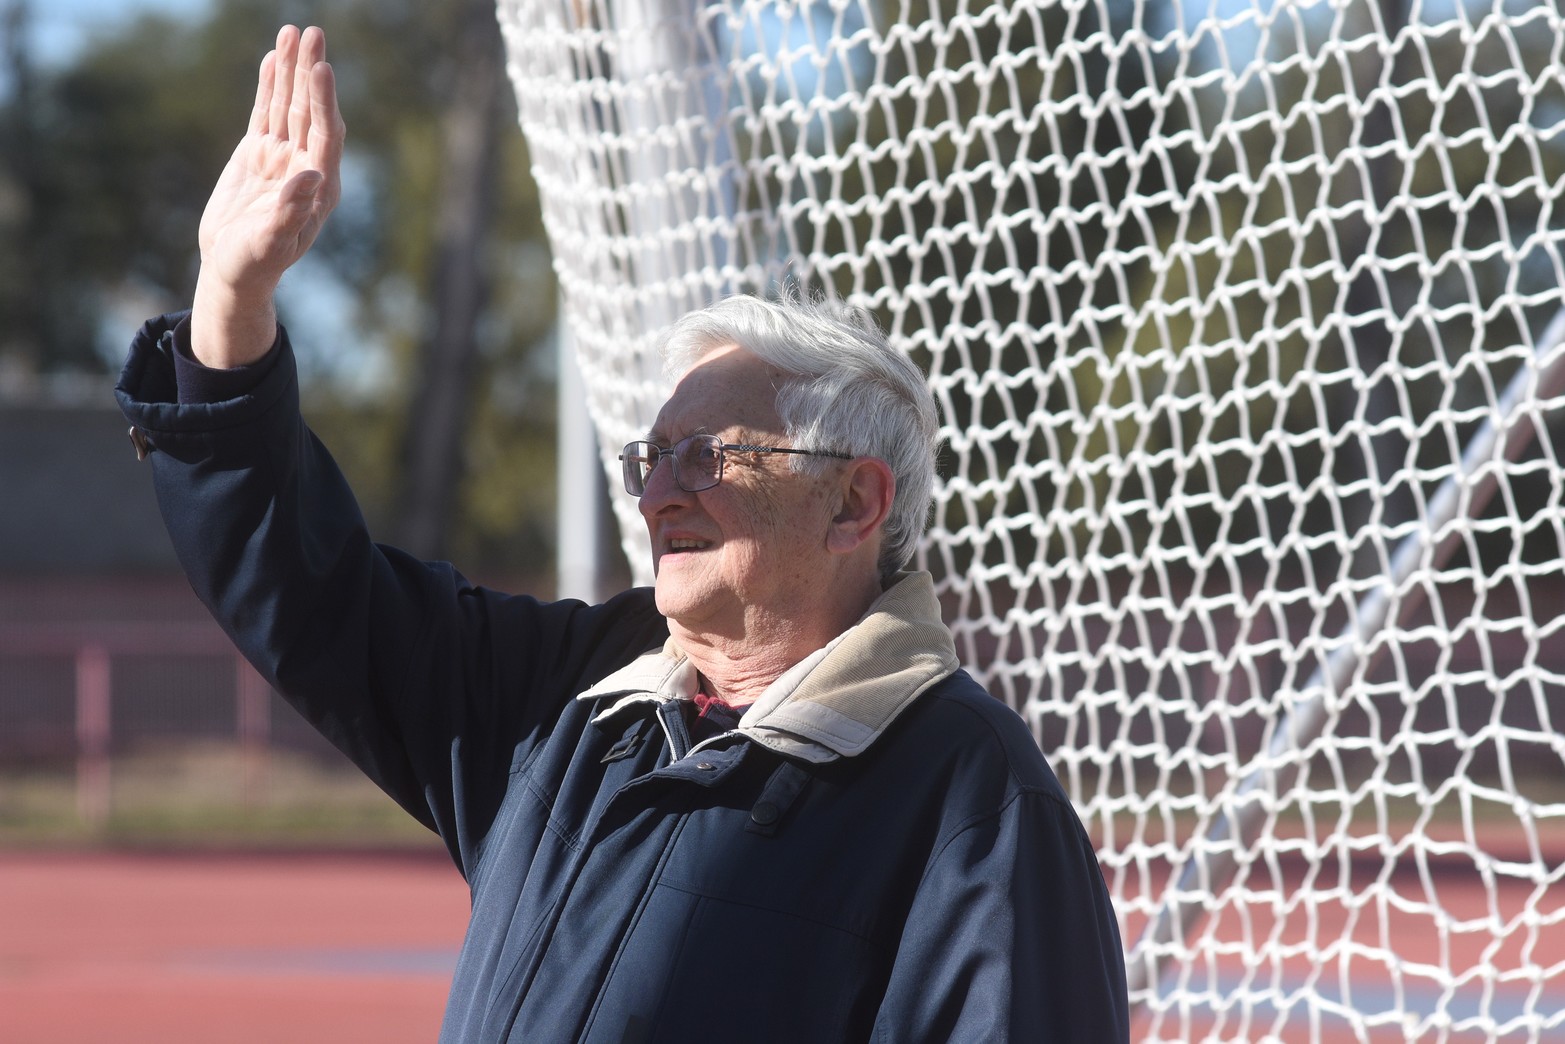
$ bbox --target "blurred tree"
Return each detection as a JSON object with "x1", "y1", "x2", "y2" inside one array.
[
  {"x1": 0, "y1": 0, "x2": 44, "y2": 377},
  {"x1": 390, "y1": 0, "x2": 510, "y2": 559},
  {"x1": 0, "y1": 0, "x2": 560, "y2": 584}
]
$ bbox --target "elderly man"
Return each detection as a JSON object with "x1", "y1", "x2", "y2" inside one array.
[{"x1": 117, "y1": 24, "x2": 1128, "y2": 1043}]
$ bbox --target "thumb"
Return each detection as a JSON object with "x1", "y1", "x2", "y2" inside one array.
[
  {"x1": 282, "y1": 170, "x2": 324, "y2": 211},
  {"x1": 275, "y1": 172, "x2": 327, "y2": 249}
]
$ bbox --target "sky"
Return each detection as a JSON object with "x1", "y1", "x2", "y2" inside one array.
[
  {"x1": 25, "y1": 0, "x2": 211, "y2": 69},
  {"x1": 11, "y1": 0, "x2": 390, "y2": 394}
]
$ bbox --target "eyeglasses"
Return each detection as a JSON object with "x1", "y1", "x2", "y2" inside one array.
[{"x1": 619, "y1": 433, "x2": 853, "y2": 497}]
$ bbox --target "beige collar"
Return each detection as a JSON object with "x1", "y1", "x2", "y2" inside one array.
[{"x1": 577, "y1": 572, "x2": 960, "y2": 763}]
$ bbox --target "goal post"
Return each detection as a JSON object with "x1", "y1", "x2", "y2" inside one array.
[{"x1": 498, "y1": 0, "x2": 1565, "y2": 1038}]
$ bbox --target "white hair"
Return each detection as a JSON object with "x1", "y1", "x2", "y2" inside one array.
[{"x1": 660, "y1": 292, "x2": 940, "y2": 580}]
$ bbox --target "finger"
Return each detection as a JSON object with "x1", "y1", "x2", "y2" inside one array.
[
  {"x1": 306, "y1": 60, "x2": 345, "y2": 179},
  {"x1": 299, "y1": 24, "x2": 326, "y2": 66},
  {"x1": 267, "y1": 25, "x2": 300, "y2": 141},
  {"x1": 288, "y1": 26, "x2": 325, "y2": 148},
  {"x1": 248, "y1": 49, "x2": 277, "y2": 136}
]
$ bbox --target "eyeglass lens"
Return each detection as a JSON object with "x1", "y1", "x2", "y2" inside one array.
[{"x1": 622, "y1": 435, "x2": 724, "y2": 496}]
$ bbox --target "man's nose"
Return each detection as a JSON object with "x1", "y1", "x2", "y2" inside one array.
[{"x1": 637, "y1": 451, "x2": 686, "y2": 511}]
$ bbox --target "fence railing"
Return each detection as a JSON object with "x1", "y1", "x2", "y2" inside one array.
[{"x1": 0, "y1": 621, "x2": 319, "y2": 824}]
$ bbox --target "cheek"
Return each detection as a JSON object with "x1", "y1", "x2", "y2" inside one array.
[
  {"x1": 737, "y1": 480, "x2": 833, "y2": 558},
  {"x1": 711, "y1": 468, "x2": 836, "y2": 560}
]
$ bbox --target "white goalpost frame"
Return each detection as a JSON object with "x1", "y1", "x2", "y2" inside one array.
[{"x1": 503, "y1": 0, "x2": 1565, "y2": 1039}]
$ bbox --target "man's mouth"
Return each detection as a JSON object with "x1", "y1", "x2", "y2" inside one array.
[{"x1": 666, "y1": 538, "x2": 712, "y2": 553}]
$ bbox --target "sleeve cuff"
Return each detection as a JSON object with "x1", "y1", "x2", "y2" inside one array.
[{"x1": 171, "y1": 315, "x2": 283, "y2": 405}]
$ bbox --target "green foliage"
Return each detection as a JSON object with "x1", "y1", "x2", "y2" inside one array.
[
  {"x1": 1, "y1": 8, "x2": 254, "y2": 369},
  {"x1": 0, "y1": 0, "x2": 561, "y2": 581}
]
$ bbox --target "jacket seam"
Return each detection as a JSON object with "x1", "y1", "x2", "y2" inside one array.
[
  {"x1": 916, "y1": 785, "x2": 1058, "y2": 896},
  {"x1": 924, "y1": 684, "x2": 1037, "y2": 789},
  {"x1": 516, "y1": 771, "x2": 586, "y2": 853},
  {"x1": 575, "y1": 814, "x2": 693, "y2": 1042}
]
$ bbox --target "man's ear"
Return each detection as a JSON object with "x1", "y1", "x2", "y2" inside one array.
[{"x1": 826, "y1": 457, "x2": 896, "y2": 556}]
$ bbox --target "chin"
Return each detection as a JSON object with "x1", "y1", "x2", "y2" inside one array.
[
  {"x1": 652, "y1": 580, "x2": 694, "y2": 621},
  {"x1": 653, "y1": 580, "x2": 724, "y2": 632}
]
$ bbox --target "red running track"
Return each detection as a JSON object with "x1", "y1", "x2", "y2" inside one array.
[
  {"x1": 0, "y1": 849, "x2": 469, "y2": 1044},
  {"x1": 4, "y1": 845, "x2": 1558, "y2": 1041}
]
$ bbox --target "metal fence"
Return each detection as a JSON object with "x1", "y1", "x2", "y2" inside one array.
[{"x1": 0, "y1": 619, "x2": 345, "y2": 824}]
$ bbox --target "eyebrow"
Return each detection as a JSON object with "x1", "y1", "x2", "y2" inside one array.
[{"x1": 641, "y1": 425, "x2": 714, "y2": 445}]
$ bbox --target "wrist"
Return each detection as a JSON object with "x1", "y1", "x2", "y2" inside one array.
[{"x1": 191, "y1": 271, "x2": 279, "y2": 369}]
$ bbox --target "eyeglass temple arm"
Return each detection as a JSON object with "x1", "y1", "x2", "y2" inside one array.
[{"x1": 725, "y1": 444, "x2": 854, "y2": 460}]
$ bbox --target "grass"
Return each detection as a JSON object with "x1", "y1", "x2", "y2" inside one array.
[{"x1": 0, "y1": 742, "x2": 442, "y2": 850}]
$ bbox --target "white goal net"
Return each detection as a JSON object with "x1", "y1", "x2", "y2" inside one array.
[{"x1": 497, "y1": 0, "x2": 1565, "y2": 1038}]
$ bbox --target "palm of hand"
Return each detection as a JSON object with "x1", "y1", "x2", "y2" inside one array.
[{"x1": 199, "y1": 27, "x2": 343, "y2": 296}]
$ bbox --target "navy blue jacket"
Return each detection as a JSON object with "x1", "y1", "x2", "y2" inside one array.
[{"x1": 117, "y1": 314, "x2": 1129, "y2": 1043}]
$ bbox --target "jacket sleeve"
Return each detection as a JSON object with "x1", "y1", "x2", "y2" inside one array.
[
  {"x1": 114, "y1": 312, "x2": 666, "y2": 875},
  {"x1": 871, "y1": 787, "x2": 1131, "y2": 1043}
]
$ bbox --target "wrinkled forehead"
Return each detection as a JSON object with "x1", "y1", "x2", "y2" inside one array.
[{"x1": 648, "y1": 343, "x2": 789, "y2": 441}]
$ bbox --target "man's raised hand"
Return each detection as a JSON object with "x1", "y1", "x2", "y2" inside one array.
[{"x1": 191, "y1": 25, "x2": 344, "y2": 368}]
